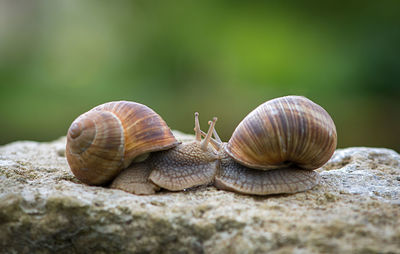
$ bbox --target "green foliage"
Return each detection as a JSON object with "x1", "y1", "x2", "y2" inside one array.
[{"x1": 0, "y1": 0, "x2": 399, "y2": 151}]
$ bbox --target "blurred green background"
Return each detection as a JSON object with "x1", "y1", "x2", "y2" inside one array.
[{"x1": 0, "y1": 1, "x2": 399, "y2": 152}]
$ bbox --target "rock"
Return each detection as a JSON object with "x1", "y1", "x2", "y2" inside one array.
[{"x1": 0, "y1": 132, "x2": 399, "y2": 254}]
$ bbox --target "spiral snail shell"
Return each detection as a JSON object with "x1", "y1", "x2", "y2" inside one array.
[
  {"x1": 66, "y1": 101, "x2": 179, "y2": 185},
  {"x1": 213, "y1": 95, "x2": 337, "y2": 195}
]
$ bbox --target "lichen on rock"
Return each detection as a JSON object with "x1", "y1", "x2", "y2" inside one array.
[{"x1": 0, "y1": 132, "x2": 399, "y2": 253}]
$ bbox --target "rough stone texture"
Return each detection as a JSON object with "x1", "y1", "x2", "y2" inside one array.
[{"x1": 0, "y1": 131, "x2": 399, "y2": 254}]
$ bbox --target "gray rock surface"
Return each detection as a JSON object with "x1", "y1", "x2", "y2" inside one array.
[{"x1": 0, "y1": 131, "x2": 399, "y2": 254}]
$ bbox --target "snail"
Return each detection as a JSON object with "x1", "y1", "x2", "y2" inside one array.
[
  {"x1": 202, "y1": 95, "x2": 337, "y2": 195},
  {"x1": 66, "y1": 101, "x2": 220, "y2": 195}
]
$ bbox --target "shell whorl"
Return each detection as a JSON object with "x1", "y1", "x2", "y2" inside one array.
[
  {"x1": 226, "y1": 96, "x2": 337, "y2": 170},
  {"x1": 66, "y1": 110, "x2": 125, "y2": 185},
  {"x1": 66, "y1": 101, "x2": 179, "y2": 185}
]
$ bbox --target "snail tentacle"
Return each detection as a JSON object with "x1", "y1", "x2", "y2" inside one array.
[
  {"x1": 194, "y1": 112, "x2": 202, "y2": 141},
  {"x1": 201, "y1": 117, "x2": 217, "y2": 151}
]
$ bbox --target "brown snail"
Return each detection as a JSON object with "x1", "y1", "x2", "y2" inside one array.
[
  {"x1": 66, "y1": 101, "x2": 219, "y2": 194},
  {"x1": 202, "y1": 95, "x2": 337, "y2": 195}
]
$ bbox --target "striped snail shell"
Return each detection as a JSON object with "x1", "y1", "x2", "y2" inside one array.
[
  {"x1": 226, "y1": 95, "x2": 337, "y2": 170},
  {"x1": 66, "y1": 101, "x2": 179, "y2": 185},
  {"x1": 215, "y1": 96, "x2": 337, "y2": 195}
]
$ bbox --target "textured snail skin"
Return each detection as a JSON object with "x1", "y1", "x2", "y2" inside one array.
[
  {"x1": 110, "y1": 141, "x2": 219, "y2": 193},
  {"x1": 149, "y1": 141, "x2": 218, "y2": 191},
  {"x1": 110, "y1": 162, "x2": 160, "y2": 195},
  {"x1": 66, "y1": 101, "x2": 179, "y2": 186},
  {"x1": 215, "y1": 150, "x2": 320, "y2": 195}
]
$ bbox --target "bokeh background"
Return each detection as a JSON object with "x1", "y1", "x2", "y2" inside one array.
[{"x1": 0, "y1": 1, "x2": 399, "y2": 152}]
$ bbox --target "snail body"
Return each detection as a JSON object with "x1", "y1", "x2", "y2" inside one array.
[
  {"x1": 147, "y1": 138, "x2": 219, "y2": 191},
  {"x1": 66, "y1": 101, "x2": 219, "y2": 194},
  {"x1": 212, "y1": 96, "x2": 337, "y2": 195},
  {"x1": 111, "y1": 129, "x2": 219, "y2": 193},
  {"x1": 215, "y1": 149, "x2": 320, "y2": 195}
]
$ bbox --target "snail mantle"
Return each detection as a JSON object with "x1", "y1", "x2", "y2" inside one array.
[{"x1": 0, "y1": 131, "x2": 399, "y2": 254}]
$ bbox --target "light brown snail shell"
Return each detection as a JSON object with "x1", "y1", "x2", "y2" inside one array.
[
  {"x1": 226, "y1": 95, "x2": 337, "y2": 171},
  {"x1": 66, "y1": 101, "x2": 179, "y2": 185}
]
